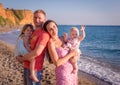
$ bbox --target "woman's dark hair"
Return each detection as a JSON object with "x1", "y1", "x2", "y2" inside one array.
[
  {"x1": 45, "y1": 49, "x2": 53, "y2": 63},
  {"x1": 43, "y1": 20, "x2": 58, "y2": 63},
  {"x1": 43, "y1": 20, "x2": 58, "y2": 32}
]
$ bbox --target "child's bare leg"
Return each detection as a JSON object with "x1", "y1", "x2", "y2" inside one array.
[
  {"x1": 70, "y1": 55, "x2": 78, "y2": 74},
  {"x1": 29, "y1": 59, "x2": 39, "y2": 82},
  {"x1": 73, "y1": 62, "x2": 78, "y2": 73}
]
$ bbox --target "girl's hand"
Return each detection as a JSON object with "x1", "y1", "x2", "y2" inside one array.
[
  {"x1": 63, "y1": 33, "x2": 68, "y2": 42},
  {"x1": 80, "y1": 25, "x2": 85, "y2": 31},
  {"x1": 63, "y1": 33, "x2": 68, "y2": 39}
]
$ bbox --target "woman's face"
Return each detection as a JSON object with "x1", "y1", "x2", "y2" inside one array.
[{"x1": 46, "y1": 22, "x2": 58, "y2": 38}]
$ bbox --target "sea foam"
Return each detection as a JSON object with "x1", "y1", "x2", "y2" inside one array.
[{"x1": 78, "y1": 56, "x2": 120, "y2": 85}]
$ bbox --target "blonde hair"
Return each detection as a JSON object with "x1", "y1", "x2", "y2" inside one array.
[
  {"x1": 70, "y1": 27, "x2": 79, "y2": 36},
  {"x1": 34, "y1": 9, "x2": 46, "y2": 17}
]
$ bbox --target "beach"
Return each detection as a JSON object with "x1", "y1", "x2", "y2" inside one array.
[
  {"x1": 1, "y1": 26, "x2": 120, "y2": 85},
  {"x1": 0, "y1": 41, "x2": 112, "y2": 85}
]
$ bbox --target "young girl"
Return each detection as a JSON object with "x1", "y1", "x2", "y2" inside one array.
[
  {"x1": 63, "y1": 25, "x2": 85, "y2": 73},
  {"x1": 15, "y1": 24, "x2": 39, "y2": 82}
]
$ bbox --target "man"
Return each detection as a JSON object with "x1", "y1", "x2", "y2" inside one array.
[{"x1": 17, "y1": 9, "x2": 49, "y2": 85}]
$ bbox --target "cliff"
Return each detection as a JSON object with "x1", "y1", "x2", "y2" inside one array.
[{"x1": 0, "y1": 3, "x2": 33, "y2": 27}]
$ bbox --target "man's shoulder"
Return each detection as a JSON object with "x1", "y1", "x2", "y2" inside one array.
[
  {"x1": 42, "y1": 30, "x2": 50, "y2": 37},
  {"x1": 39, "y1": 29, "x2": 50, "y2": 40},
  {"x1": 35, "y1": 29, "x2": 49, "y2": 36}
]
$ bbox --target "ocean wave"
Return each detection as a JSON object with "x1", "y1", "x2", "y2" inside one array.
[
  {"x1": 82, "y1": 43, "x2": 120, "y2": 52},
  {"x1": 78, "y1": 55, "x2": 120, "y2": 85},
  {"x1": 0, "y1": 29, "x2": 20, "y2": 35}
]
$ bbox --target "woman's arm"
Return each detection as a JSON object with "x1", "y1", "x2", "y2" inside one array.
[{"x1": 48, "y1": 39, "x2": 77, "y2": 67}]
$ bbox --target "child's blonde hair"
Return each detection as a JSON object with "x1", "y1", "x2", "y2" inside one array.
[
  {"x1": 70, "y1": 27, "x2": 79, "y2": 36},
  {"x1": 18, "y1": 24, "x2": 34, "y2": 38}
]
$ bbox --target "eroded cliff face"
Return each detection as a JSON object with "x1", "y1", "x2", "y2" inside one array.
[{"x1": 0, "y1": 3, "x2": 33, "y2": 27}]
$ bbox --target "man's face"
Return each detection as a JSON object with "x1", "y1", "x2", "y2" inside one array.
[{"x1": 33, "y1": 12, "x2": 46, "y2": 27}]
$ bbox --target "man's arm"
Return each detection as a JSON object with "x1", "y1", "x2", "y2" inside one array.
[{"x1": 16, "y1": 32, "x2": 49, "y2": 62}]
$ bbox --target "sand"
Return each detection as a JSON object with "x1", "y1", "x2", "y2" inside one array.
[{"x1": 0, "y1": 41, "x2": 111, "y2": 85}]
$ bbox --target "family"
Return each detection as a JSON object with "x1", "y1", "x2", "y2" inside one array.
[{"x1": 16, "y1": 9, "x2": 85, "y2": 85}]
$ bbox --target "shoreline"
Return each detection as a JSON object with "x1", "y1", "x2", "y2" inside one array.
[
  {"x1": 78, "y1": 70, "x2": 111, "y2": 85},
  {"x1": 78, "y1": 55, "x2": 120, "y2": 85},
  {"x1": 0, "y1": 41, "x2": 112, "y2": 85}
]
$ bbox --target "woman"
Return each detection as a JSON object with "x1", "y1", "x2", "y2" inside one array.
[{"x1": 43, "y1": 20, "x2": 78, "y2": 85}]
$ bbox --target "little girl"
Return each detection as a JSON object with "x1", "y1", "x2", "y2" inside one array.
[
  {"x1": 15, "y1": 24, "x2": 39, "y2": 82},
  {"x1": 63, "y1": 25, "x2": 85, "y2": 73}
]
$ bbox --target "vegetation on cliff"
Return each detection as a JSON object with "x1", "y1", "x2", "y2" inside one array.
[
  {"x1": 0, "y1": 16, "x2": 14, "y2": 27},
  {"x1": 0, "y1": 3, "x2": 33, "y2": 28}
]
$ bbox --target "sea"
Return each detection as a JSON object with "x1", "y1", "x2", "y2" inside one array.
[{"x1": 0, "y1": 25, "x2": 120, "y2": 85}]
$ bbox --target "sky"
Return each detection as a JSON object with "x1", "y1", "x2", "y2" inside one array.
[{"x1": 0, "y1": 0, "x2": 120, "y2": 25}]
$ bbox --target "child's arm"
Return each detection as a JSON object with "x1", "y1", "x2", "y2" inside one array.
[
  {"x1": 23, "y1": 36, "x2": 32, "y2": 52},
  {"x1": 78, "y1": 25, "x2": 85, "y2": 42},
  {"x1": 63, "y1": 33, "x2": 68, "y2": 43}
]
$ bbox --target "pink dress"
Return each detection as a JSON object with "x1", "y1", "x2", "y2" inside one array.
[
  {"x1": 64, "y1": 38, "x2": 81, "y2": 56},
  {"x1": 55, "y1": 47, "x2": 78, "y2": 85}
]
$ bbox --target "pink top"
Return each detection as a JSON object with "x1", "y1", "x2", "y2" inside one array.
[{"x1": 66, "y1": 38, "x2": 80, "y2": 50}]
